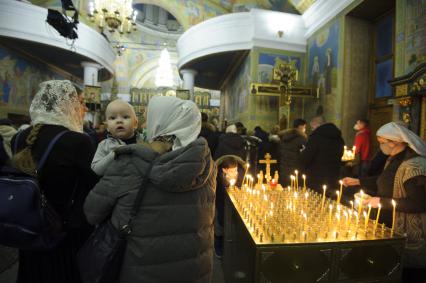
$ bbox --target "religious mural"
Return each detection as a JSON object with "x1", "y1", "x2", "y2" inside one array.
[
  {"x1": 0, "y1": 45, "x2": 63, "y2": 112},
  {"x1": 224, "y1": 54, "x2": 251, "y2": 123},
  {"x1": 307, "y1": 20, "x2": 340, "y2": 97},
  {"x1": 395, "y1": 0, "x2": 426, "y2": 76}
]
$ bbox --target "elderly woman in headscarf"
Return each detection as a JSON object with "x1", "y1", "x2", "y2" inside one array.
[
  {"x1": 84, "y1": 96, "x2": 217, "y2": 283},
  {"x1": 343, "y1": 122, "x2": 426, "y2": 282},
  {"x1": 11, "y1": 80, "x2": 98, "y2": 283}
]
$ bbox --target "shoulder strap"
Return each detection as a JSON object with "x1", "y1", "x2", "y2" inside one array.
[
  {"x1": 122, "y1": 155, "x2": 158, "y2": 233},
  {"x1": 36, "y1": 130, "x2": 69, "y2": 172},
  {"x1": 13, "y1": 130, "x2": 23, "y2": 154}
]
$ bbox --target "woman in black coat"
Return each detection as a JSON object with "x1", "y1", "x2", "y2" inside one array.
[{"x1": 11, "y1": 80, "x2": 98, "y2": 283}]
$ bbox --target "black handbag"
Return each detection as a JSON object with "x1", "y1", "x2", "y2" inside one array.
[{"x1": 77, "y1": 159, "x2": 156, "y2": 283}]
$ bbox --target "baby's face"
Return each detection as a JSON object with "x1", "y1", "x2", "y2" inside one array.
[{"x1": 106, "y1": 103, "x2": 137, "y2": 140}]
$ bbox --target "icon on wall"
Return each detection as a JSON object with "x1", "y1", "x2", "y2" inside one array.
[{"x1": 84, "y1": 85, "x2": 102, "y2": 104}]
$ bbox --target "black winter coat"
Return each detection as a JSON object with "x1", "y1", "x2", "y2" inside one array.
[
  {"x1": 84, "y1": 138, "x2": 217, "y2": 283},
  {"x1": 199, "y1": 122, "x2": 219, "y2": 154},
  {"x1": 279, "y1": 129, "x2": 307, "y2": 185},
  {"x1": 213, "y1": 132, "x2": 246, "y2": 160},
  {"x1": 12, "y1": 125, "x2": 98, "y2": 283},
  {"x1": 300, "y1": 123, "x2": 344, "y2": 192}
]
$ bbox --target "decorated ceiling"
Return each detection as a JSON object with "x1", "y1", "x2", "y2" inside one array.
[{"x1": 30, "y1": 0, "x2": 317, "y2": 30}]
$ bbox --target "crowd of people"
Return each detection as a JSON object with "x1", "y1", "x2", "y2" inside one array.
[{"x1": 0, "y1": 79, "x2": 425, "y2": 283}]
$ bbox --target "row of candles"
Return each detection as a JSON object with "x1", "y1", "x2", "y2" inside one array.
[{"x1": 229, "y1": 169, "x2": 398, "y2": 244}]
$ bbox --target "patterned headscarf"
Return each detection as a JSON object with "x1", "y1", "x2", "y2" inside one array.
[{"x1": 30, "y1": 80, "x2": 83, "y2": 133}]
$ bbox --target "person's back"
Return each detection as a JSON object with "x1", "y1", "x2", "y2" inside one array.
[
  {"x1": 214, "y1": 125, "x2": 246, "y2": 160},
  {"x1": 10, "y1": 80, "x2": 99, "y2": 283},
  {"x1": 279, "y1": 129, "x2": 307, "y2": 184},
  {"x1": 84, "y1": 96, "x2": 216, "y2": 283},
  {"x1": 301, "y1": 120, "x2": 344, "y2": 192}
]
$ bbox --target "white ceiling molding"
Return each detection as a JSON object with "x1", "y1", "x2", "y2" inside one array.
[
  {"x1": 0, "y1": 0, "x2": 115, "y2": 77},
  {"x1": 177, "y1": 9, "x2": 307, "y2": 69},
  {"x1": 303, "y1": 0, "x2": 356, "y2": 38}
]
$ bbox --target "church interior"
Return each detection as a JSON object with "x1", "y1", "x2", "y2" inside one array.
[{"x1": 1, "y1": 0, "x2": 426, "y2": 283}]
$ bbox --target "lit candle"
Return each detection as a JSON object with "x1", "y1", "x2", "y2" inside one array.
[
  {"x1": 354, "y1": 211, "x2": 359, "y2": 229},
  {"x1": 363, "y1": 211, "x2": 368, "y2": 231},
  {"x1": 328, "y1": 204, "x2": 333, "y2": 224},
  {"x1": 365, "y1": 203, "x2": 372, "y2": 230},
  {"x1": 374, "y1": 203, "x2": 382, "y2": 233},
  {"x1": 290, "y1": 175, "x2": 294, "y2": 190},
  {"x1": 243, "y1": 163, "x2": 250, "y2": 186},
  {"x1": 338, "y1": 180, "x2": 343, "y2": 203},
  {"x1": 391, "y1": 200, "x2": 397, "y2": 235},
  {"x1": 302, "y1": 174, "x2": 306, "y2": 190},
  {"x1": 357, "y1": 190, "x2": 364, "y2": 216},
  {"x1": 229, "y1": 179, "x2": 236, "y2": 189},
  {"x1": 350, "y1": 200, "x2": 354, "y2": 211},
  {"x1": 336, "y1": 191, "x2": 340, "y2": 205},
  {"x1": 321, "y1": 185, "x2": 327, "y2": 209},
  {"x1": 295, "y1": 170, "x2": 299, "y2": 189}
]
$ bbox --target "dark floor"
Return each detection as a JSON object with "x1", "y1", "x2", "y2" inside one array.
[{"x1": 0, "y1": 248, "x2": 225, "y2": 283}]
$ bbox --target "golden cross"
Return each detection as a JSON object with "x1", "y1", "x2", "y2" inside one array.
[{"x1": 259, "y1": 153, "x2": 277, "y2": 182}]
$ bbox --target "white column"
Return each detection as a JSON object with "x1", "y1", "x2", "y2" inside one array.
[
  {"x1": 180, "y1": 69, "x2": 197, "y2": 100},
  {"x1": 144, "y1": 5, "x2": 154, "y2": 25},
  {"x1": 81, "y1": 62, "x2": 102, "y2": 86},
  {"x1": 158, "y1": 7, "x2": 168, "y2": 29}
]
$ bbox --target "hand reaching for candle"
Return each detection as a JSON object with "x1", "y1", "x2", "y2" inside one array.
[
  {"x1": 364, "y1": 197, "x2": 381, "y2": 208},
  {"x1": 342, "y1": 177, "x2": 360, "y2": 187}
]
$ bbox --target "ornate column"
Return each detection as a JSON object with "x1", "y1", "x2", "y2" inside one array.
[
  {"x1": 180, "y1": 69, "x2": 197, "y2": 100},
  {"x1": 81, "y1": 61, "x2": 102, "y2": 86}
]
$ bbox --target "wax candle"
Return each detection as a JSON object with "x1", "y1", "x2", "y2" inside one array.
[
  {"x1": 321, "y1": 185, "x2": 327, "y2": 209},
  {"x1": 229, "y1": 179, "x2": 236, "y2": 189},
  {"x1": 338, "y1": 180, "x2": 343, "y2": 203},
  {"x1": 357, "y1": 190, "x2": 364, "y2": 217},
  {"x1": 328, "y1": 204, "x2": 333, "y2": 224},
  {"x1": 295, "y1": 170, "x2": 299, "y2": 189},
  {"x1": 374, "y1": 203, "x2": 382, "y2": 233},
  {"x1": 302, "y1": 174, "x2": 306, "y2": 191},
  {"x1": 365, "y1": 203, "x2": 372, "y2": 230},
  {"x1": 363, "y1": 211, "x2": 368, "y2": 230},
  {"x1": 350, "y1": 200, "x2": 354, "y2": 211},
  {"x1": 391, "y1": 200, "x2": 397, "y2": 235},
  {"x1": 243, "y1": 163, "x2": 250, "y2": 186},
  {"x1": 336, "y1": 191, "x2": 340, "y2": 205}
]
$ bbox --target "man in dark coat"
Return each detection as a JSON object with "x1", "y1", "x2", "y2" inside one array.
[
  {"x1": 300, "y1": 116, "x2": 344, "y2": 192},
  {"x1": 199, "y1": 112, "x2": 219, "y2": 154},
  {"x1": 279, "y1": 119, "x2": 307, "y2": 186},
  {"x1": 213, "y1": 124, "x2": 246, "y2": 161}
]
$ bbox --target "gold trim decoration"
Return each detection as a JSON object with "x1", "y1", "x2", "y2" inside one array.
[
  {"x1": 398, "y1": 97, "x2": 413, "y2": 107},
  {"x1": 421, "y1": 97, "x2": 426, "y2": 140},
  {"x1": 395, "y1": 84, "x2": 408, "y2": 97}
]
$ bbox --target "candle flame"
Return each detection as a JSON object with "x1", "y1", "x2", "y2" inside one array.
[
  {"x1": 392, "y1": 199, "x2": 396, "y2": 207},
  {"x1": 230, "y1": 179, "x2": 236, "y2": 186}
]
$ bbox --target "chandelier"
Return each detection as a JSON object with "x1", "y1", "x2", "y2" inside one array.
[
  {"x1": 88, "y1": 0, "x2": 138, "y2": 34},
  {"x1": 155, "y1": 48, "x2": 174, "y2": 88}
]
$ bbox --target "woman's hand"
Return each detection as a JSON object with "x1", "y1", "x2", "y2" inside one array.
[
  {"x1": 342, "y1": 177, "x2": 360, "y2": 187},
  {"x1": 364, "y1": 197, "x2": 381, "y2": 208}
]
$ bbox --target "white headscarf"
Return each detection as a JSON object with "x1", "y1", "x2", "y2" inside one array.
[
  {"x1": 226, "y1": 124, "x2": 237, "y2": 133},
  {"x1": 30, "y1": 80, "x2": 83, "y2": 133},
  {"x1": 377, "y1": 122, "x2": 426, "y2": 157},
  {"x1": 146, "y1": 96, "x2": 201, "y2": 150}
]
